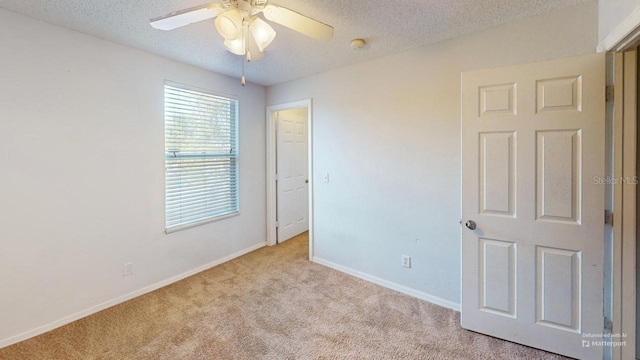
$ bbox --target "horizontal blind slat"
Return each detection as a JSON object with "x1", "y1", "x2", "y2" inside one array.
[
  {"x1": 166, "y1": 195, "x2": 238, "y2": 210},
  {"x1": 166, "y1": 201, "x2": 238, "y2": 218},
  {"x1": 167, "y1": 197, "x2": 237, "y2": 215},
  {"x1": 166, "y1": 181, "x2": 235, "y2": 193},
  {"x1": 166, "y1": 160, "x2": 236, "y2": 168},
  {"x1": 166, "y1": 186, "x2": 236, "y2": 198},
  {"x1": 166, "y1": 199, "x2": 238, "y2": 214}
]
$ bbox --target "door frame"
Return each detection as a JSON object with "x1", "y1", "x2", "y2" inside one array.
[
  {"x1": 598, "y1": 15, "x2": 640, "y2": 358},
  {"x1": 265, "y1": 99, "x2": 314, "y2": 258},
  {"x1": 610, "y1": 49, "x2": 637, "y2": 360}
]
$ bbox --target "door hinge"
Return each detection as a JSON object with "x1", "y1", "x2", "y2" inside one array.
[
  {"x1": 275, "y1": 174, "x2": 279, "y2": 181},
  {"x1": 275, "y1": 221, "x2": 279, "y2": 228},
  {"x1": 605, "y1": 210, "x2": 614, "y2": 226},
  {"x1": 606, "y1": 85, "x2": 614, "y2": 102},
  {"x1": 604, "y1": 317, "x2": 613, "y2": 332}
]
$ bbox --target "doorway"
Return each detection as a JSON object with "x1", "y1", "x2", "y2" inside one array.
[
  {"x1": 275, "y1": 108, "x2": 309, "y2": 243},
  {"x1": 265, "y1": 100, "x2": 313, "y2": 257}
]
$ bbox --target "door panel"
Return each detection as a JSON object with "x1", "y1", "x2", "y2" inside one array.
[
  {"x1": 536, "y1": 130, "x2": 581, "y2": 223},
  {"x1": 479, "y1": 131, "x2": 516, "y2": 216},
  {"x1": 461, "y1": 54, "x2": 604, "y2": 360},
  {"x1": 536, "y1": 246, "x2": 581, "y2": 332},
  {"x1": 276, "y1": 108, "x2": 309, "y2": 243},
  {"x1": 479, "y1": 238, "x2": 516, "y2": 317}
]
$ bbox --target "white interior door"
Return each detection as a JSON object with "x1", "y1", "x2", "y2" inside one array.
[
  {"x1": 276, "y1": 108, "x2": 309, "y2": 243},
  {"x1": 461, "y1": 54, "x2": 605, "y2": 360}
]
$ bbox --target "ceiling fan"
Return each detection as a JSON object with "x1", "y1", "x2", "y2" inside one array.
[{"x1": 150, "y1": 0, "x2": 334, "y2": 84}]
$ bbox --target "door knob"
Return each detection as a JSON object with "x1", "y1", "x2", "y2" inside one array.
[
  {"x1": 305, "y1": 179, "x2": 309, "y2": 183},
  {"x1": 465, "y1": 220, "x2": 477, "y2": 230}
]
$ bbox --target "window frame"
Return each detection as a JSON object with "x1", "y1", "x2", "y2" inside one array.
[{"x1": 163, "y1": 81, "x2": 240, "y2": 234}]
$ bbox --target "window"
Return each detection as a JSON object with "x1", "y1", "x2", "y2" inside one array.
[{"x1": 164, "y1": 83, "x2": 239, "y2": 232}]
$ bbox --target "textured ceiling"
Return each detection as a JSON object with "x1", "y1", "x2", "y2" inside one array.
[{"x1": 0, "y1": 0, "x2": 589, "y2": 86}]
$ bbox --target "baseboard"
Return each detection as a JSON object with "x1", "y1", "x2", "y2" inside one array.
[
  {"x1": 0, "y1": 242, "x2": 266, "y2": 349},
  {"x1": 312, "y1": 257, "x2": 461, "y2": 312}
]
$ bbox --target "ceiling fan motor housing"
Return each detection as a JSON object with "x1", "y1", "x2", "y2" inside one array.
[{"x1": 251, "y1": 0, "x2": 268, "y2": 8}]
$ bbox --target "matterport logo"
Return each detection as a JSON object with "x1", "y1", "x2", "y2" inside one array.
[
  {"x1": 592, "y1": 176, "x2": 639, "y2": 185},
  {"x1": 582, "y1": 332, "x2": 627, "y2": 348}
]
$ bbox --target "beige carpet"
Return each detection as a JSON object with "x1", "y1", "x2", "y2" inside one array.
[{"x1": 0, "y1": 232, "x2": 569, "y2": 360}]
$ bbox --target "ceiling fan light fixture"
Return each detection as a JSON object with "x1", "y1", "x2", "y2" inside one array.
[
  {"x1": 151, "y1": 1, "x2": 335, "y2": 85},
  {"x1": 215, "y1": 9, "x2": 243, "y2": 40},
  {"x1": 249, "y1": 17, "x2": 276, "y2": 52},
  {"x1": 224, "y1": 38, "x2": 246, "y2": 56}
]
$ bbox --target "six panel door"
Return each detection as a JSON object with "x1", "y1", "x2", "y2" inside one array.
[
  {"x1": 461, "y1": 54, "x2": 605, "y2": 360},
  {"x1": 276, "y1": 108, "x2": 309, "y2": 243}
]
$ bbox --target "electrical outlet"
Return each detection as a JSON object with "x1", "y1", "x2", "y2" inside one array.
[
  {"x1": 123, "y1": 262, "x2": 133, "y2": 277},
  {"x1": 323, "y1": 173, "x2": 330, "y2": 183},
  {"x1": 401, "y1": 255, "x2": 411, "y2": 268}
]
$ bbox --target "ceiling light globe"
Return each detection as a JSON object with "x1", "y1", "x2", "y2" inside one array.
[
  {"x1": 249, "y1": 17, "x2": 276, "y2": 52},
  {"x1": 224, "y1": 38, "x2": 246, "y2": 56},
  {"x1": 215, "y1": 9, "x2": 243, "y2": 40}
]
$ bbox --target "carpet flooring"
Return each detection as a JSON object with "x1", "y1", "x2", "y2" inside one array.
[{"x1": 0, "y1": 232, "x2": 569, "y2": 359}]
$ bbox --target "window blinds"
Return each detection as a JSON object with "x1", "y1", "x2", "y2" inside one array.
[{"x1": 164, "y1": 84, "x2": 239, "y2": 231}]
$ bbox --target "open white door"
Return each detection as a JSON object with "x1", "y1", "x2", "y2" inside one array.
[
  {"x1": 276, "y1": 108, "x2": 309, "y2": 243},
  {"x1": 461, "y1": 54, "x2": 605, "y2": 359}
]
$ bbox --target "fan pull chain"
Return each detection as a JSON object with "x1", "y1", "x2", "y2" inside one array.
[{"x1": 241, "y1": 22, "x2": 246, "y2": 86}]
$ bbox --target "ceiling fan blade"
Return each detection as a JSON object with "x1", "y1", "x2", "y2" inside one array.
[
  {"x1": 150, "y1": 3, "x2": 222, "y2": 31},
  {"x1": 262, "y1": 4, "x2": 333, "y2": 42}
]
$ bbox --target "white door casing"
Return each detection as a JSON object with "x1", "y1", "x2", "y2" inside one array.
[
  {"x1": 461, "y1": 54, "x2": 605, "y2": 359},
  {"x1": 276, "y1": 108, "x2": 309, "y2": 243}
]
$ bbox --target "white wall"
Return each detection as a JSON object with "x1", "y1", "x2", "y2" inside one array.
[
  {"x1": 0, "y1": 9, "x2": 266, "y2": 345},
  {"x1": 598, "y1": 0, "x2": 640, "y2": 43},
  {"x1": 267, "y1": 1, "x2": 599, "y2": 306}
]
